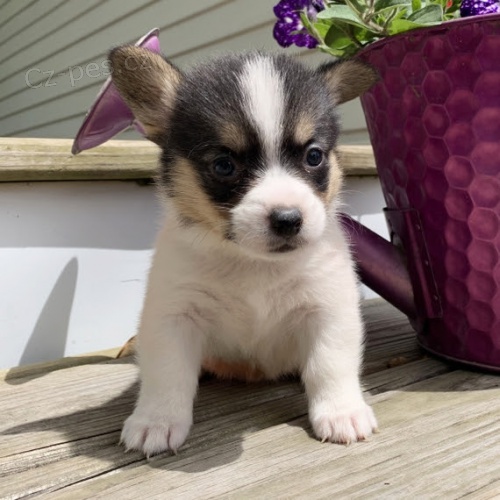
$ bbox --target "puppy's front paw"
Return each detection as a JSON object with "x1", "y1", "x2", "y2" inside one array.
[
  {"x1": 120, "y1": 408, "x2": 192, "y2": 456},
  {"x1": 310, "y1": 401, "x2": 377, "y2": 445}
]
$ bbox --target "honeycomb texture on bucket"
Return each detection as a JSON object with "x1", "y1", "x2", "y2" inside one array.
[{"x1": 358, "y1": 15, "x2": 500, "y2": 369}]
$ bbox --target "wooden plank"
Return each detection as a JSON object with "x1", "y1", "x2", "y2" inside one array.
[
  {"x1": 215, "y1": 394, "x2": 500, "y2": 499},
  {"x1": 0, "y1": 348, "x2": 119, "y2": 383},
  {"x1": 8, "y1": 300, "x2": 495, "y2": 499},
  {"x1": 0, "y1": 138, "x2": 160, "y2": 181},
  {"x1": 39, "y1": 370, "x2": 500, "y2": 499},
  {"x1": 463, "y1": 481, "x2": 500, "y2": 499},
  {"x1": 363, "y1": 300, "x2": 425, "y2": 374},
  {"x1": 0, "y1": 358, "x2": 452, "y2": 498},
  {"x1": 0, "y1": 302, "x2": 414, "y2": 458},
  {"x1": 0, "y1": 301, "x2": 422, "y2": 493},
  {"x1": 0, "y1": 138, "x2": 377, "y2": 182}
]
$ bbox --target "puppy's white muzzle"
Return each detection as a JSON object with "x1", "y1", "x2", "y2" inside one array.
[{"x1": 230, "y1": 166, "x2": 327, "y2": 257}]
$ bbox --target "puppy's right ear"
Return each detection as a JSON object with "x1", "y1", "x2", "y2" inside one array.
[
  {"x1": 109, "y1": 46, "x2": 182, "y2": 144},
  {"x1": 318, "y1": 59, "x2": 378, "y2": 105}
]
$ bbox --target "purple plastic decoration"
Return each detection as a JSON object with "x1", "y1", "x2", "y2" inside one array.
[
  {"x1": 71, "y1": 28, "x2": 160, "y2": 155},
  {"x1": 357, "y1": 13, "x2": 500, "y2": 371}
]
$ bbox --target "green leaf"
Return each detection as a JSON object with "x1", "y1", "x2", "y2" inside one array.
[
  {"x1": 316, "y1": 5, "x2": 369, "y2": 29},
  {"x1": 392, "y1": 7, "x2": 410, "y2": 19},
  {"x1": 298, "y1": 12, "x2": 321, "y2": 43},
  {"x1": 408, "y1": 4, "x2": 443, "y2": 23},
  {"x1": 388, "y1": 18, "x2": 425, "y2": 33},
  {"x1": 324, "y1": 23, "x2": 355, "y2": 49},
  {"x1": 318, "y1": 44, "x2": 347, "y2": 58},
  {"x1": 344, "y1": 0, "x2": 367, "y2": 16},
  {"x1": 318, "y1": 5, "x2": 384, "y2": 33},
  {"x1": 445, "y1": 0, "x2": 462, "y2": 13},
  {"x1": 314, "y1": 21, "x2": 334, "y2": 39},
  {"x1": 303, "y1": 0, "x2": 455, "y2": 55},
  {"x1": 374, "y1": 0, "x2": 411, "y2": 12}
]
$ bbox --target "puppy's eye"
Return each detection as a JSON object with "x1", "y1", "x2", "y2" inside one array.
[
  {"x1": 213, "y1": 156, "x2": 236, "y2": 177},
  {"x1": 305, "y1": 147, "x2": 323, "y2": 167}
]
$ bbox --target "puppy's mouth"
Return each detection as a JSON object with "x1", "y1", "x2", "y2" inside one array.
[{"x1": 269, "y1": 239, "x2": 303, "y2": 253}]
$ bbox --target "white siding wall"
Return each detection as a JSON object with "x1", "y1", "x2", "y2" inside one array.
[
  {"x1": 0, "y1": 176, "x2": 387, "y2": 369},
  {"x1": 0, "y1": 0, "x2": 369, "y2": 143}
]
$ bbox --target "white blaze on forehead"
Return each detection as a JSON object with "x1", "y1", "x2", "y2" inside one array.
[{"x1": 239, "y1": 55, "x2": 284, "y2": 158}]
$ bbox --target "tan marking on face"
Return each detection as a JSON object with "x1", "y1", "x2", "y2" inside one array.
[
  {"x1": 219, "y1": 122, "x2": 247, "y2": 153},
  {"x1": 170, "y1": 158, "x2": 230, "y2": 234},
  {"x1": 294, "y1": 113, "x2": 315, "y2": 145},
  {"x1": 323, "y1": 151, "x2": 343, "y2": 204}
]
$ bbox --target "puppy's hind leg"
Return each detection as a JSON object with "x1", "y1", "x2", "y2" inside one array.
[{"x1": 121, "y1": 311, "x2": 203, "y2": 457}]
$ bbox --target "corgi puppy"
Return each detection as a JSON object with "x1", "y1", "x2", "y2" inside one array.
[{"x1": 109, "y1": 47, "x2": 378, "y2": 457}]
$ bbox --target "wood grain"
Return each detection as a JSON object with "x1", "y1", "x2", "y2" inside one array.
[
  {"x1": 0, "y1": 138, "x2": 159, "y2": 182},
  {"x1": 0, "y1": 138, "x2": 377, "y2": 182},
  {"x1": 1, "y1": 300, "x2": 498, "y2": 499}
]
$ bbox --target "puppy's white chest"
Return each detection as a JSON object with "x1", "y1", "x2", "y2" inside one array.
[
  {"x1": 205, "y1": 276, "x2": 301, "y2": 361},
  {"x1": 245, "y1": 288, "x2": 278, "y2": 327}
]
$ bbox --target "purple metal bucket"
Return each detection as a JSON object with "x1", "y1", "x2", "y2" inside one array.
[{"x1": 357, "y1": 14, "x2": 500, "y2": 370}]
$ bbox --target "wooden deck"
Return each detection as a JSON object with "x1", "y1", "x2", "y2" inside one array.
[
  {"x1": 1, "y1": 300, "x2": 499, "y2": 499},
  {"x1": 0, "y1": 138, "x2": 376, "y2": 182}
]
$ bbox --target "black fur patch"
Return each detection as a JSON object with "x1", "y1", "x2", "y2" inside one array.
[
  {"x1": 274, "y1": 54, "x2": 339, "y2": 194},
  {"x1": 158, "y1": 52, "x2": 341, "y2": 208}
]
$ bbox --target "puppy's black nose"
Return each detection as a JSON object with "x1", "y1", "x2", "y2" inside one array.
[{"x1": 269, "y1": 207, "x2": 303, "y2": 237}]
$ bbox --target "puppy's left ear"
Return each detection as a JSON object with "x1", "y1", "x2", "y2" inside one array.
[
  {"x1": 317, "y1": 59, "x2": 378, "y2": 105},
  {"x1": 109, "y1": 45, "x2": 182, "y2": 144}
]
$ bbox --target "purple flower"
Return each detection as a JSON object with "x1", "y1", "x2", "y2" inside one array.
[
  {"x1": 460, "y1": 0, "x2": 500, "y2": 16},
  {"x1": 273, "y1": 0, "x2": 325, "y2": 49}
]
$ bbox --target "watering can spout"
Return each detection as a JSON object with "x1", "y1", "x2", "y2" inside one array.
[{"x1": 340, "y1": 214, "x2": 416, "y2": 319}]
